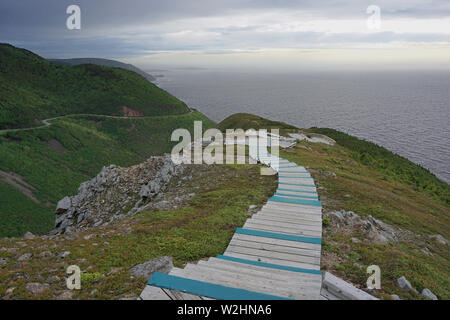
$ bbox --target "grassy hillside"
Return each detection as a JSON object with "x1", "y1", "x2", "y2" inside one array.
[
  {"x1": 217, "y1": 113, "x2": 297, "y2": 132},
  {"x1": 219, "y1": 113, "x2": 449, "y2": 299},
  {"x1": 0, "y1": 44, "x2": 189, "y2": 129},
  {"x1": 0, "y1": 163, "x2": 276, "y2": 300},
  {"x1": 0, "y1": 111, "x2": 214, "y2": 237},
  {"x1": 50, "y1": 58, "x2": 156, "y2": 82}
]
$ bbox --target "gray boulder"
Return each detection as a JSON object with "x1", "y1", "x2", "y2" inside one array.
[
  {"x1": 23, "y1": 232, "x2": 35, "y2": 239},
  {"x1": 129, "y1": 256, "x2": 173, "y2": 280},
  {"x1": 0, "y1": 258, "x2": 8, "y2": 266},
  {"x1": 397, "y1": 276, "x2": 417, "y2": 294},
  {"x1": 17, "y1": 253, "x2": 33, "y2": 261},
  {"x1": 26, "y1": 283, "x2": 50, "y2": 296},
  {"x1": 421, "y1": 288, "x2": 438, "y2": 300},
  {"x1": 56, "y1": 197, "x2": 71, "y2": 214}
]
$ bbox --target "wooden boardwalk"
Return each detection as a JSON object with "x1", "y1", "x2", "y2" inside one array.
[{"x1": 140, "y1": 151, "x2": 323, "y2": 300}]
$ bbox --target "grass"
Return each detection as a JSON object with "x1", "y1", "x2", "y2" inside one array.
[
  {"x1": 0, "y1": 43, "x2": 189, "y2": 129},
  {"x1": 0, "y1": 111, "x2": 215, "y2": 237},
  {"x1": 0, "y1": 163, "x2": 276, "y2": 300},
  {"x1": 217, "y1": 113, "x2": 449, "y2": 299},
  {"x1": 216, "y1": 113, "x2": 298, "y2": 133}
]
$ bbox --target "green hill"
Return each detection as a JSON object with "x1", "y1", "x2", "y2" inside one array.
[
  {"x1": 0, "y1": 43, "x2": 189, "y2": 129},
  {"x1": 49, "y1": 58, "x2": 156, "y2": 82},
  {"x1": 0, "y1": 111, "x2": 214, "y2": 237},
  {"x1": 217, "y1": 113, "x2": 297, "y2": 132}
]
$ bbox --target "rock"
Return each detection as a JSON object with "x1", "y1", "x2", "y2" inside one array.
[
  {"x1": 23, "y1": 232, "x2": 35, "y2": 239},
  {"x1": 421, "y1": 288, "x2": 438, "y2": 300},
  {"x1": 421, "y1": 247, "x2": 433, "y2": 256},
  {"x1": 56, "y1": 197, "x2": 71, "y2": 214},
  {"x1": 26, "y1": 283, "x2": 50, "y2": 296},
  {"x1": 90, "y1": 289, "x2": 98, "y2": 297},
  {"x1": 430, "y1": 234, "x2": 448, "y2": 246},
  {"x1": 351, "y1": 237, "x2": 361, "y2": 243},
  {"x1": 249, "y1": 205, "x2": 257, "y2": 210},
  {"x1": 47, "y1": 275, "x2": 61, "y2": 283},
  {"x1": 39, "y1": 251, "x2": 52, "y2": 258},
  {"x1": 17, "y1": 253, "x2": 33, "y2": 261},
  {"x1": 59, "y1": 251, "x2": 71, "y2": 259},
  {"x1": 129, "y1": 256, "x2": 173, "y2": 279},
  {"x1": 391, "y1": 294, "x2": 401, "y2": 300},
  {"x1": 56, "y1": 290, "x2": 73, "y2": 300},
  {"x1": 0, "y1": 258, "x2": 8, "y2": 266},
  {"x1": 50, "y1": 155, "x2": 184, "y2": 235},
  {"x1": 326, "y1": 211, "x2": 399, "y2": 244},
  {"x1": 397, "y1": 276, "x2": 417, "y2": 293},
  {"x1": 108, "y1": 267, "x2": 123, "y2": 275},
  {"x1": 6, "y1": 287, "x2": 15, "y2": 295}
]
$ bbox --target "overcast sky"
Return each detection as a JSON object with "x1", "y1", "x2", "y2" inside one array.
[{"x1": 1, "y1": 0, "x2": 450, "y2": 70}]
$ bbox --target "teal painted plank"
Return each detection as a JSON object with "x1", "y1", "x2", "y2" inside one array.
[
  {"x1": 236, "y1": 228, "x2": 322, "y2": 244},
  {"x1": 277, "y1": 188, "x2": 318, "y2": 194},
  {"x1": 217, "y1": 255, "x2": 322, "y2": 275},
  {"x1": 279, "y1": 176, "x2": 313, "y2": 179},
  {"x1": 269, "y1": 195, "x2": 322, "y2": 207},
  {"x1": 148, "y1": 272, "x2": 291, "y2": 300},
  {"x1": 274, "y1": 192, "x2": 318, "y2": 199},
  {"x1": 278, "y1": 182, "x2": 316, "y2": 188},
  {"x1": 280, "y1": 163, "x2": 303, "y2": 169},
  {"x1": 278, "y1": 170, "x2": 309, "y2": 173}
]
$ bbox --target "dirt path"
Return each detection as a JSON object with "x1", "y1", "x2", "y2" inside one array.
[
  {"x1": 0, "y1": 109, "x2": 193, "y2": 134},
  {"x1": 0, "y1": 170, "x2": 40, "y2": 203}
]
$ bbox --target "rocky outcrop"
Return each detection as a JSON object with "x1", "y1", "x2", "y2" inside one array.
[
  {"x1": 50, "y1": 155, "x2": 185, "y2": 235},
  {"x1": 326, "y1": 210, "x2": 398, "y2": 244},
  {"x1": 129, "y1": 256, "x2": 173, "y2": 280}
]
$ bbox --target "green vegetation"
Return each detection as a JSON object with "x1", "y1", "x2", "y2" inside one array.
[
  {"x1": 217, "y1": 113, "x2": 297, "y2": 132},
  {"x1": 0, "y1": 43, "x2": 189, "y2": 129},
  {"x1": 0, "y1": 111, "x2": 214, "y2": 237},
  {"x1": 280, "y1": 134, "x2": 449, "y2": 299},
  {"x1": 307, "y1": 127, "x2": 449, "y2": 206},
  {"x1": 0, "y1": 164, "x2": 276, "y2": 300},
  {"x1": 218, "y1": 113, "x2": 449, "y2": 299}
]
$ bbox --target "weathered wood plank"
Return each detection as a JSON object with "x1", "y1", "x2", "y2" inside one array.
[
  {"x1": 170, "y1": 266, "x2": 305, "y2": 299},
  {"x1": 243, "y1": 221, "x2": 322, "y2": 237},
  {"x1": 232, "y1": 233, "x2": 321, "y2": 251},
  {"x1": 224, "y1": 251, "x2": 320, "y2": 270},
  {"x1": 229, "y1": 238, "x2": 321, "y2": 258},
  {"x1": 140, "y1": 285, "x2": 172, "y2": 300},
  {"x1": 258, "y1": 209, "x2": 322, "y2": 221},
  {"x1": 248, "y1": 217, "x2": 322, "y2": 232},
  {"x1": 201, "y1": 258, "x2": 322, "y2": 282},
  {"x1": 187, "y1": 263, "x2": 321, "y2": 293},
  {"x1": 322, "y1": 272, "x2": 378, "y2": 300},
  {"x1": 255, "y1": 212, "x2": 322, "y2": 225},
  {"x1": 225, "y1": 244, "x2": 321, "y2": 266}
]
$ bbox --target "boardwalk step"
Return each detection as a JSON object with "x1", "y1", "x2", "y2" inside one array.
[
  {"x1": 169, "y1": 268, "x2": 297, "y2": 299},
  {"x1": 269, "y1": 196, "x2": 322, "y2": 207},
  {"x1": 232, "y1": 233, "x2": 321, "y2": 251},
  {"x1": 244, "y1": 221, "x2": 322, "y2": 237},
  {"x1": 142, "y1": 153, "x2": 323, "y2": 300},
  {"x1": 148, "y1": 272, "x2": 290, "y2": 300},
  {"x1": 216, "y1": 255, "x2": 322, "y2": 275}
]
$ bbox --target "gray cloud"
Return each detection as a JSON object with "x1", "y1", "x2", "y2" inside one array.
[{"x1": 0, "y1": 0, "x2": 449, "y2": 59}]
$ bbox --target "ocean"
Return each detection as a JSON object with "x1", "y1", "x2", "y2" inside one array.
[{"x1": 153, "y1": 69, "x2": 450, "y2": 184}]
